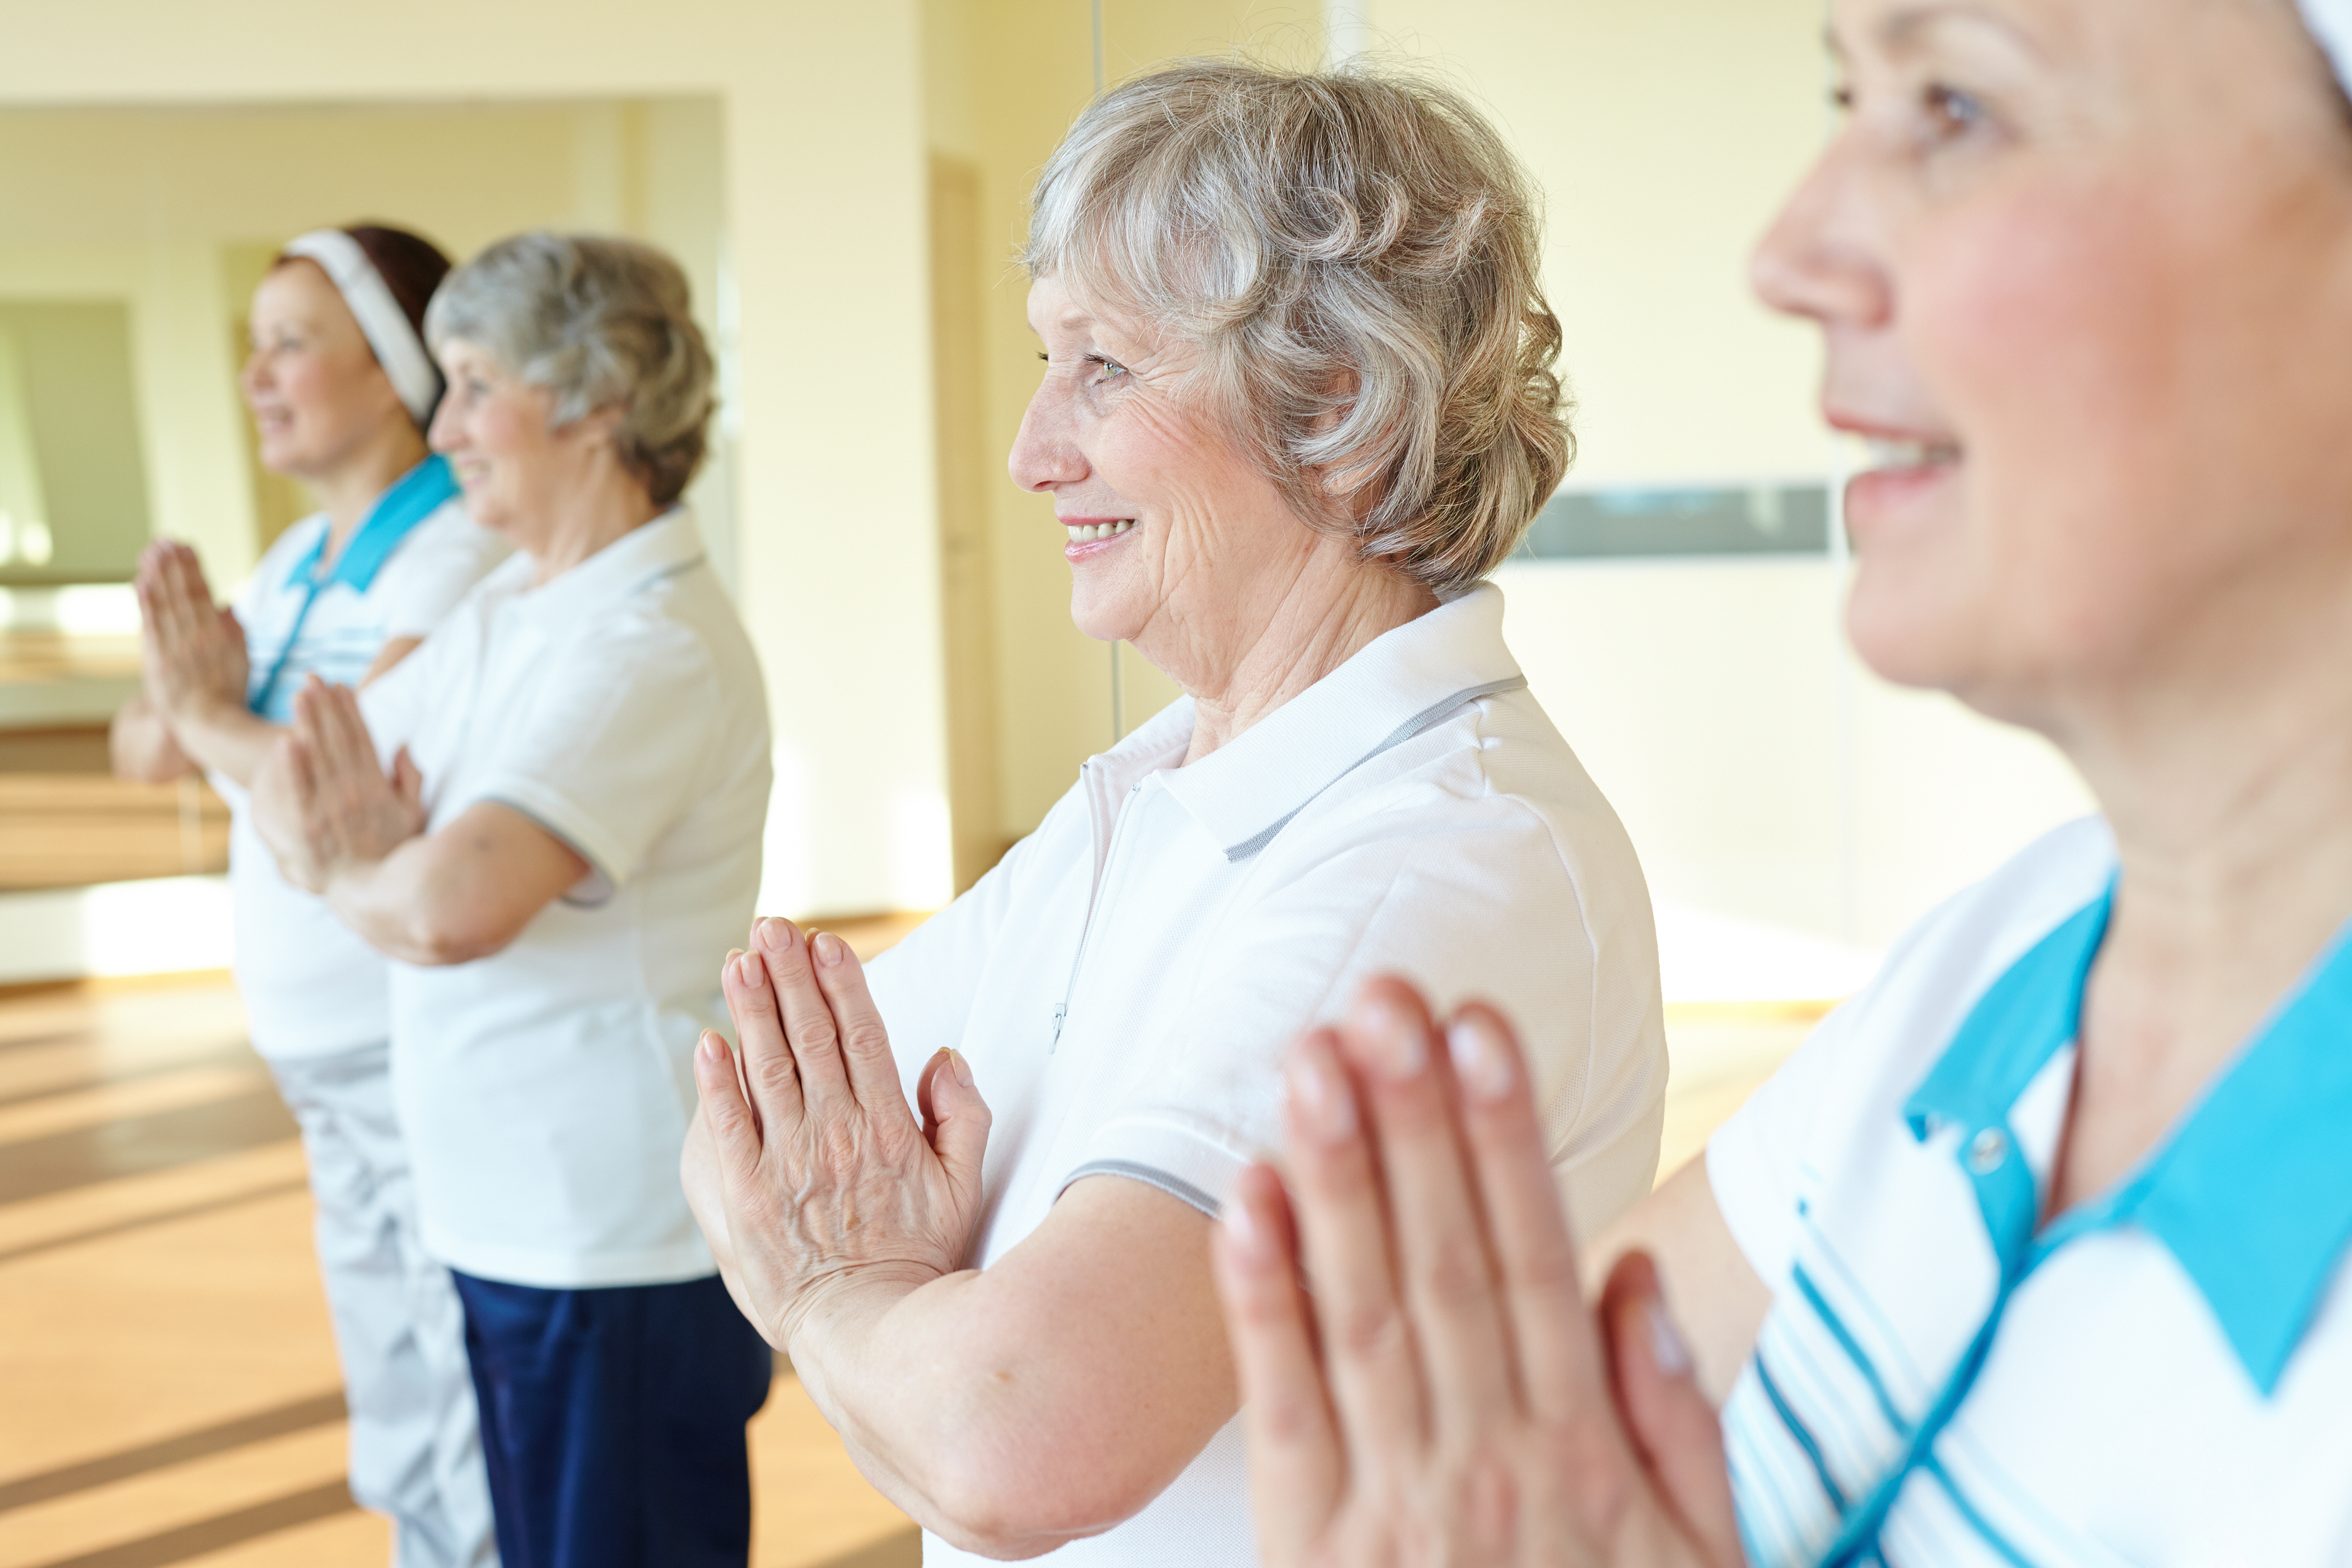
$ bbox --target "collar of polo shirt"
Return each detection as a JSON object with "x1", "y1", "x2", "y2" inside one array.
[
  {"x1": 511, "y1": 507, "x2": 704, "y2": 623},
  {"x1": 1905, "y1": 886, "x2": 2352, "y2": 1396},
  {"x1": 1151, "y1": 583, "x2": 1528, "y2": 862}
]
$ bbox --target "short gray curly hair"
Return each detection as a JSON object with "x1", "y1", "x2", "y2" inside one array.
[
  {"x1": 1025, "y1": 59, "x2": 1572, "y2": 593},
  {"x1": 425, "y1": 232, "x2": 714, "y2": 507}
]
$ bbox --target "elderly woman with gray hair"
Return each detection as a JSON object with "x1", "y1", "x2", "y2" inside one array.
[
  {"x1": 251, "y1": 232, "x2": 774, "y2": 1568},
  {"x1": 681, "y1": 60, "x2": 1667, "y2": 1566}
]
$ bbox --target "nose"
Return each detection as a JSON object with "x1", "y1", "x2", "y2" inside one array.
[
  {"x1": 1007, "y1": 377, "x2": 1086, "y2": 494},
  {"x1": 238, "y1": 347, "x2": 269, "y2": 404},
  {"x1": 1749, "y1": 134, "x2": 1892, "y2": 330},
  {"x1": 426, "y1": 389, "x2": 461, "y2": 454}
]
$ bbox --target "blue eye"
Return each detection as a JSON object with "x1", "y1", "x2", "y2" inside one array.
[
  {"x1": 1924, "y1": 82, "x2": 1988, "y2": 138},
  {"x1": 1085, "y1": 354, "x2": 1127, "y2": 381}
]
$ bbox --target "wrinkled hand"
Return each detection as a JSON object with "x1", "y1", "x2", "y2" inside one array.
[
  {"x1": 135, "y1": 540, "x2": 248, "y2": 722},
  {"x1": 682, "y1": 916, "x2": 991, "y2": 1352},
  {"x1": 250, "y1": 675, "x2": 424, "y2": 893},
  {"x1": 1211, "y1": 979, "x2": 1741, "y2": 1568}
]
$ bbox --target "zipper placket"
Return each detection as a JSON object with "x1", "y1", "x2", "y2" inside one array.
[{"x1": 1051, "y1": 774, "x2": 1144, "y2": 1052}]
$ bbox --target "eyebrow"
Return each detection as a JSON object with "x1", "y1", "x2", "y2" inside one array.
[{"x1": 1872, "y1": 1, "x2": 2036, "y2": 58}]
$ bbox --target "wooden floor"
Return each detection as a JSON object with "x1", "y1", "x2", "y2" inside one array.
[{"x1": 0, "y1": 948, "x2": 1808, "y2": 1568}]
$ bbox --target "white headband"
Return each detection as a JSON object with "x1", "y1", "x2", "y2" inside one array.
[
  {"x1": 281, "y1": 229, "x2": 441, "y2": 426},
  {"x1": 2304, "y1": 0, "x2": 2352, "y2": 95}
]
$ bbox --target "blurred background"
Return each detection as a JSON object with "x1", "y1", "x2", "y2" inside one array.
[{"x1": 0, "y1": 1, "x2": 2090, "y2": 1565}]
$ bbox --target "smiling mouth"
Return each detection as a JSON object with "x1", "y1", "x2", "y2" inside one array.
[
  {"x1": 1065, "y1": 519, "x2": 1135, "y2": 543},
  {"x1": 1861, "y1": 437, "x2": 1962, "y2": 472}
]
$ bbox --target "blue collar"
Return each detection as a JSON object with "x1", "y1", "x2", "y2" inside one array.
[
  {"x1": 1904, "y1": 889, "x2": 2352, "y2": 1395},
  {"x1": 283, "y1": 454, "x2": 459, "y2": 592}
]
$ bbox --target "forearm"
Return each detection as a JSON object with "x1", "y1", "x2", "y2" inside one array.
[
  {"x1": 166, "y1": 695, "x2": 282, "y2": 788},
  {"x1": 110, "y1": 698, "x2": 195, "y2": 783},
  {"x1": 790, "y1": 1267, "x2": 1127, "y2": 1560},
  {"x1": 322, "y1": 829, "x2": 531, "y2": 966}
]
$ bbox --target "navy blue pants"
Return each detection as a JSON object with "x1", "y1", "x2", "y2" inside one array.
[{"x1": 451, "y1": 1270, "x2": 774, "y2": 1568}]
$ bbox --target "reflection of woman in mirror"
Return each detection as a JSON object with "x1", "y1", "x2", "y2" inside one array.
[
  {"x1": 250, "y1": 232, "x2": 775, "y2": 1568},
  {"x1": 1213, "y1": 1, "x2": 2352, "y2": 1563},
  {"x1": 679, "y1": 62, "x2": 1669, "y2": 1564},
  {"x1": 109, "y1": 224, "x2": 508, "y2": 1567}
]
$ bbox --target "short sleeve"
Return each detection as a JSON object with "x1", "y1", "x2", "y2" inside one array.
[
  {"x1": 457, "y1": 615, "x2": 718, "y2": 888},
  {"x1": 376, "y1": 510, "x2": 511, "y2": 641},
  {"x1": 1705, "y1": 995, "x2": 1870, "y2": 1293},
  {"x1": 1067, "y1": 824, "x2": 1653, "y2": 1228}
]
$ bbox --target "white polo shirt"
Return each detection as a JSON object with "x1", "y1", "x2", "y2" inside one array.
[
  {"x1": 1711, "y1": 818, "x2": 2352, "y2": 1566},
  {"x1": 358, "y1": 511, "x2": 772, "y2": 1289},
  {"x1": 867, "y1": 582, "x2": 1669, "y2": 1568},
  {"x1": 214, "y1": 459, "x2": 509, "y2": 1059}
]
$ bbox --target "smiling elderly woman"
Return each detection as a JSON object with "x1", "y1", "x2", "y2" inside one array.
[
  {"x1": 1207, "y1": 1, "x2": 2352, "y2": 1565},
  {"x1": 253, "y1": 233, "x2": 774, "y2": 1568},
  {"x1": 682, "y1": 60, "x2": 1668, "y2": 1566}
]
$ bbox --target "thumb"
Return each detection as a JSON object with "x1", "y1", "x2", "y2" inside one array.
[
  {"x1": 391, "y1": 746, "x2": 424, "y2": 808},
  {"x1": 1600, "y1": 1250, "x2": 1743, "y2": 1568},
  {"x1": 917, "y1": 1048, "x2": 992, "y2": 1205}
]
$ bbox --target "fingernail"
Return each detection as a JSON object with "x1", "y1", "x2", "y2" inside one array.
[
  {"x1": 1648, "y1": 1300, "x2": 1694, "y2": 1379},
  {"x1": 736, "y1": 953, "x2": 764, "y2": 987},
  {"x1": 1447, "y1": 1017, "x2": 1514, "y2": 1102},
  {"x1": 814, "y1": 931, "x2": 844, "y2": 968},
  {"x1": 1358, "y1": 995, "x2": 1426, "y2": 1079},
  {"x1": 947, "y1": 1047, "x2": 974, "y2": 1088},
  {"x1": 759, "y1": 917, "x2": 796, "y2": 951},
  {"x1": 698, "y1": 1031, "x2": 724, "y2": 1066},
  {"x1": 1286, "y1": 1052, "x2": 1357, "y2": 1143}
]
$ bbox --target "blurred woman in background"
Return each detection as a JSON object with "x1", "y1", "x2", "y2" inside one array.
[
  {"x1": 250, "y1": 232, "x2": 773, "y2": 1568},
  {"x1": 111, "y1": 222, "x2": 507, "y2": 1568},
  {"x1": 1214, "y1": 0, "x2": 2352, "y2": 1562}
]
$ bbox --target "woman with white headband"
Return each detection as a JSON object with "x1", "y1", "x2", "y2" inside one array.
[
  {"x1": 111, "y1": 223, "x2": 507, "y2": 1568},
  {"x1": 1212, "y1": 1, "x2": 2352, "y2": 1564}
]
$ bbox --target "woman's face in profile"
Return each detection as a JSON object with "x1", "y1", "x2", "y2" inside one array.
[
  {"x1": 240, "y1": 261, "x2": 407, "y2": 480},
  {"x1": 1011, "y1": 274, "x2": 1330, "y2": 652},
  {"x1": 1754, "y1": 0, "x2": 2352, "y2": 730}
]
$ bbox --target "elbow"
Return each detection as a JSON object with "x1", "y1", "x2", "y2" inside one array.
[
  {"x1": 400, "y1": 906, "x2": 522, "y2": 967},
  {"x1": 919, "y1": 1444, "x2": 1159, "y2": 1561}
]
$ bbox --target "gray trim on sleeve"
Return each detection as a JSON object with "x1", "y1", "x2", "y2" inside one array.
[
  {"x1": 480, "y1": 794, "x2": 617, "y2": 908},
  {"x1": 1058, "y1": 1158, "x2": 1221, "y2": 1220},
  {"x1": 1224, "y1": 674, "x2": 1530, "y2": 862}
]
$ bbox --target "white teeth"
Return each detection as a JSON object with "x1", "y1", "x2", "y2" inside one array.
[
  {"x1": 1065, "y1": 520, "x2": 1135, "y2": 542},
  {"x1": 1864, "y1": 438, "x2": 1959, "y2": 470}
]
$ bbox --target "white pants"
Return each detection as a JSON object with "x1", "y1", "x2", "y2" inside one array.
[{"x1": 269, "y1": 1042, "x2": 500, "y2": 1568}]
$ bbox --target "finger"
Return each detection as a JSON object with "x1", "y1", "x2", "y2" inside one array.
[
  {"x1": 1281, "y1": 1026, "x2": 1429, "y2": 1467},
  {"x1": 721, "y1": 942, "x2": 804, "y2": 1132},
  {"x1": 1443, "y1": 1003, "x2": 1611, "y2": 1426},
  {"x1": 752, "y1": 918, "x2": 855, "y2": 1115},
  {"x1": 689, "y1": 1029, "x2": 764, "y2": 1189},
  {"x1": 391, "y1": 746, "x2": 424, "y2": 811},
  {"x1": 808, "y1": 932, "x2": 912, "y2": 1119},
  {"x1": 914, "y1": 1048, "x2": 992, "y2": 1210},
  {"x1": 1337, "y1": 977, "x2": 1516, "y2": 1443},
  {"x1": 1600, "y1": 1251, "x2": 1742, "y2": 1567},
  {"x1": 1212, "y1": 1164, "x2": 1344, "y2": 1565},
  {"x1": 319, "y1": 685, "x2": 378, "y2": 778}
]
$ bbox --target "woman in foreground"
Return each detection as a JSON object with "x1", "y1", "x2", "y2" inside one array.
[
  {"x1": 1215, "y1": 0, "x2": 2352, "y2": 1562},
  {"x1": 111, "y1": 223, "x2": 506, "y2": 1568},
  {"x1": 683, "y1": 62, "x2": 1667, "y2": 1565}
]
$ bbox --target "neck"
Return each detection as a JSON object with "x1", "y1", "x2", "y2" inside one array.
[
  {"x1": 522, "y1": 463, "x2": 666, "y2": 586},
  {"x1": 311, "y1": 422, "x2": 430, "y2": 562},
  {"x1": 1144, "y1": 544, "x2": 1439, "y2": 767},
  {"x1": 2042, "y1": 573, "x2": 2352, "y2": 1207}
]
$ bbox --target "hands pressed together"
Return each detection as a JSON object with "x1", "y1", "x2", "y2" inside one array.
[
  {"x1": 251, "y1": 676, "x2": 425, "y2": 893},
  {"x1": 134, "y1": 539, "x2": 248, "y2": 727},
  {"x1": 681, "y1": 916, "x2": 992, "y2": 1355},
  {"x1": 1211, "y1": 979, "x2": 1742, "y2": 1568}
]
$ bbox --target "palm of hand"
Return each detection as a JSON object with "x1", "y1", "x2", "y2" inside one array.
[{"x1": 682, "y1": 918, "x2": 993, "y2": 1356}]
